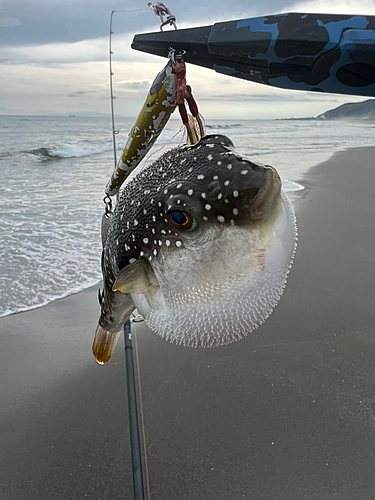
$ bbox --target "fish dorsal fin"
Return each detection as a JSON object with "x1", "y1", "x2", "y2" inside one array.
[{"x1": 112, "y1": 258, "x2": 159, "y2": 294}]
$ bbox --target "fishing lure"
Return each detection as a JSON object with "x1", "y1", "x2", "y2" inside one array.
[{"x1": 105, "y1": 58, "x2": 177, "y2": 197}]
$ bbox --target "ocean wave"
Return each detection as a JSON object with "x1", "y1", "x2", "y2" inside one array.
[
  {"x1": 0, "y1": 278, "x2": 101, "y2": 318},
  {"x1": 206, "y1": 123, "x2": 243, "y2": 129},
  {"x1": 27, "y1": 141, "x2": 113, "y2": 160},
  {"x1": 205, "y1": 124, "x2": 313, "y2": 136}
]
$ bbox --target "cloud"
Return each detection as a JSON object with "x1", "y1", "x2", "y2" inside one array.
[
  {"x1": 0, "y1": 33, "x2": 155, "y2": 65},
  {"x1": 67, "y1": 91, "x2": 87, "y2": 97},
  {"x1": 120, "y1": 80, "x2": 151, "y2": 90},
  {"x1": 1, "y1": 0, "x2": 374, "y2": 117},
  {"x1": 1, "y1": 0, "x2": 375, "y2": 48},
  {"x1": 0, "y1": 17, "x2": 20, "y2": 27}
]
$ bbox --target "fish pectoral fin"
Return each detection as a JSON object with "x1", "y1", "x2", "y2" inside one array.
[
  {"x1": 92, "y1": 325, "x2": 121, "y2": 365},
  {"x1": 112, "y1": 258, "x2": 159, "y2": 294}
]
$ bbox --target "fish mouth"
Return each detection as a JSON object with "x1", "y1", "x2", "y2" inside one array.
[{"x1": 237, "y1": 166, "x2": 281, "y2": 223}]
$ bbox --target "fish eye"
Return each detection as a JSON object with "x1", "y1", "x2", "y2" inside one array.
[{"x1": 168, "y1": 211, "x2": 198, "y2": 231}]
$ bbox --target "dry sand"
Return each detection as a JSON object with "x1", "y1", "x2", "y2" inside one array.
[{"x1": 1, "y1": 146, "x2": 375, "y2": 499}]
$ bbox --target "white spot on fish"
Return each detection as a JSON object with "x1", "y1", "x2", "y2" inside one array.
[
  {"x1": 197, "y1": 175, "x2": 204, "y2": 180},
  {"x1": 152, "y1": 216, "x2": 156, "y2": 222},
  {"x1": 143, "y1": 238, "x2": 149, "y2": 244},
  {"x1": 140, "y1": 251, "x2": 144, "y2": 256},
  {"x1": 224, "y1": 180, "x2": 230, "y2": 186},
  {"x1": 201, "y1": 193, "x2": 206, "y2": 199},
  {"x1": 227, "y1": 164, "x2": 232, "y2": 170},
  {"x1": 218, "y1": 193, "x2": 223, "y2": 200},
  {"x1": 134, "y1": 220, "x2": 139, "y2": 226},
  {"x1": 203, "y1": 216, "x2": 208, "y2": 221},
  {"x1": 176, "y1": 241, "x2": 182, "y2": 247},
  {"x1": 177, "y1": 199, "x2": 181, "y2": 204},
  {"x1": 177, "y1": 183, "x2": 182, "y2": 188},
  {"x1": 158, "y1": 240, "x2": 162, "y2": 246},
  {"x1": 217, "y1": 215, "x2": 225, "y2": 223},
  {"x1": 207, "y1": 154, "x2": 213, "y2": 160},
  {"x1": 217, "y1": 161, "x2": 222, "y2": 166},
  {"x1": 205, "y1": 204, "x2": 211, "y2": 211},
  {"x1": 233, "y1": 208, "x2": 239, "y2": 215},
  {"x1": 187, "y1": 189, "x2": 193, "y2": 196},
  {"x1": 153, "y1": 249, "x2": 157, "y2": 256},
  {"x1": 164, "y1": 189, "x2": 168, "y2": 194},
  {"x1": 166, "y1": 240, "x2": 171, "y2": 247},
  {"x1": 213, "y1": 175, "x2": 218, "y2": 180},
  {"x1": 129, "y1": 258, "x2": 136, "y2": 264},
  {"x1": 241, "y1": 170, "x2": 248, "y2": 175},
  {"x1": 233, "y1": 191, "x2": 239, "y2": 198},
  {"x1": 207, "y1": 144, "x2": 215, "y2": 148}
]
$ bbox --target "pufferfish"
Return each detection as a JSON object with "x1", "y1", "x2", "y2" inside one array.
[{"x1": 93, "y1": 134, "x2": 297, "y2": 364}]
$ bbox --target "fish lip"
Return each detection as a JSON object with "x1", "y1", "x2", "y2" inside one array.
[{"x1": 238, "y1": 166, "x2": 281, "y2": 222}]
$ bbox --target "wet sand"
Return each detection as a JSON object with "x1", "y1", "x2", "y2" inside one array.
[{"x1": 1, "y1": 146, "x2": 375, "y2": 499}]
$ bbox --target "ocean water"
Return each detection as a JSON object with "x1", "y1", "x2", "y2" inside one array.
[{"x1": 1, "y1": 115, "x2": 374, "y2": 317}]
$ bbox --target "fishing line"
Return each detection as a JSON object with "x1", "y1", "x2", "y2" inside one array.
[
  {"x1": 143, "y1": 124, "x2": 185, "y2": 165},
  {"x1": 109, "y1": 8, "x2": 152, "y2": 201}
]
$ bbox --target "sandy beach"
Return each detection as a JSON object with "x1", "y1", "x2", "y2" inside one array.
[{"x1": 1, "y1": 146, "x2": 375, "y2": 499}]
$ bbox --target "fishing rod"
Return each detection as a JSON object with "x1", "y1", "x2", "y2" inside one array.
[
  {"x1": 124, "y1": 320, "x2": 144, "y2": 500},
  {"x1": 107, "y1": 6, "x2": 179, "y2": 499}
]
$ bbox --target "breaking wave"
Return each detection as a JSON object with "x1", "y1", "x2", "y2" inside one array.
[{"x1": 26, "y1": 141, "x2": 113, "y2": 160}]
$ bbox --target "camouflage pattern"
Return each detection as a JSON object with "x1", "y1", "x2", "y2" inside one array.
[{"x1": 132, "y1": 13, "x2": 375, "y2": 97}]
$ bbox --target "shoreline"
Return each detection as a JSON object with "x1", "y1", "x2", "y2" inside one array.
[{"x1": 2, "y1": 142, "x2": 371, "y2": 320}]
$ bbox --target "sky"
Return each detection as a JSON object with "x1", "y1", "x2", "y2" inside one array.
[{"x1": 1, "y1": 0, "x2": 375, "y2": 119}]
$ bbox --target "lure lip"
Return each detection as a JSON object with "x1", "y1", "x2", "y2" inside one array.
[{"x1": 92, "y1": 324, "x2": 122, "y2": 365}]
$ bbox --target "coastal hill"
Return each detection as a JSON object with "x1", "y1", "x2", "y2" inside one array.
[{"x1": 317, "y1": 99, "x2": 375, "y2": 120}]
